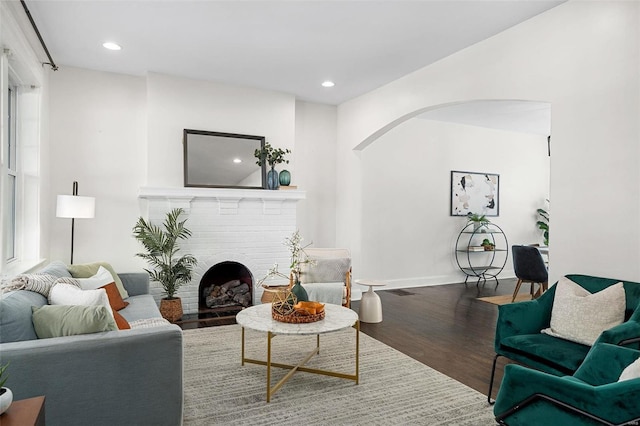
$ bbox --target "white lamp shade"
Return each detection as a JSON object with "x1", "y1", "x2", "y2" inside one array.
[{"x1": 56, "y1": 195, "x2": 96, "y2": 219}]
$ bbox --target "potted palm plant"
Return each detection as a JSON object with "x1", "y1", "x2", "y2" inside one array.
[
  {"x1": 133, "y1": 208, "x2": 197, "y2": 322},
  {"x1": 0, "y1": 362, "x2": 11, "y2": 415}
]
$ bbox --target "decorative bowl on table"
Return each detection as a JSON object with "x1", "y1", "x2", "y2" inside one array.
[{"x1": 271, "y1": 292, "x2": 325, "y2": 323}]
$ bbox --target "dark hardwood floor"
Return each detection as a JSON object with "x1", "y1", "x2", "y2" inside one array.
[
  {"x1": 180, "y1": 277, "x2": 520, "y2": 400},
  {"x1": 351, "y1": 278, "x2": 518, "y2": 400}
]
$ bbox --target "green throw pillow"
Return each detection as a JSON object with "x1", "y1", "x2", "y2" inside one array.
[
  {"x1": 68, "y1": 261, "x2": 129, "y2": 299},
  {"x1": 32, "y1": 305, "x2": 117, "y2": 339}
]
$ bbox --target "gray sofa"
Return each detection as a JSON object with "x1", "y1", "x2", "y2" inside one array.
[{"x1": 0, "y1": 261, "x2": 183, "y2": 426}]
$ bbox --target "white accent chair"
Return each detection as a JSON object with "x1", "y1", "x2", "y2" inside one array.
[{"x1": 292, "y1": 248, "x2": 352, "y2": 308}]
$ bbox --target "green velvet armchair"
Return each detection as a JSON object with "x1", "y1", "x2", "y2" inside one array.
[
  {"x1": 494, "y1": 343, "x2": 640, "y2": 425},
  {"x1": 489, "y1": 274, "x2": 640, "y2": 402}
]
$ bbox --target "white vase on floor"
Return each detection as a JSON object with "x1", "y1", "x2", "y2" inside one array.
[{"x1": 0, "y1": 387, "x2": 13, "y2": 415}]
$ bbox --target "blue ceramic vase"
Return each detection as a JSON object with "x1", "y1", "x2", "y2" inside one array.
[
  {"x1": 279, "y1": 169, "x2": 291, "y2": 186},
  {"x1": 267, "y1": 166, "x2": 279, "y2": 190}
]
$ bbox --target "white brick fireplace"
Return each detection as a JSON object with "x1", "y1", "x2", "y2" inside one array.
[{"x1": 138, "y1": 187, "x2": 305, "y2": 314}]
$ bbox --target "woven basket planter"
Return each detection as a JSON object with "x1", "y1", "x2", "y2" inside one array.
[{"x1": 160, "y1": 297, "x2": 183, "y2": 323}]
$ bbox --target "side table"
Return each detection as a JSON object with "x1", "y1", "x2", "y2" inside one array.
[
  {"x1": 0, "y1": 396, "x2": 45, "y2": 426},
  {"x1": 356, "y1": 279, "x2": 385, "y2": 323}
]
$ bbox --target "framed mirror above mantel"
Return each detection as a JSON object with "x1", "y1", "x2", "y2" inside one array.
[{"x1": 183, "y1": 129, "x2": 267, "y2": 189}]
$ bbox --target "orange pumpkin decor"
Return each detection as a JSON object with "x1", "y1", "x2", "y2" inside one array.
[{"x1": 293, "y1": 301, "x2": 325, "y2": 316}]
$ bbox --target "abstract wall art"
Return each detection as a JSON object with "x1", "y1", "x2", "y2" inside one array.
[{"x1": 450, "y1": 170, "x2": 500, "y2": 217}]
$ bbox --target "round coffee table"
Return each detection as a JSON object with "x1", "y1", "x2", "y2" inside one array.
[
  {"x1": 356, "y1": 279, "x2": 386, "y2": 323},
  {"x1": 236, "y1": 303, "x2": 359, "y2": 402}
]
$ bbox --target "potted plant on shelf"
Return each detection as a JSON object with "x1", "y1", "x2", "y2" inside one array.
[
  {"x1": 254, "y1": 142, "x2": 291, "y2": 190},
  {"x1": 467, "y1": 213, "x2": 489, "y2": 230},
  {"x1": 133, "y1": 208, "x2": 197, "y2": 322},
  {"x1": 481, "y1": 238, "x2": 495, "y2": 251},
  {"x1": 0, "y1": 362, "x2": 12, "y2": 415}
]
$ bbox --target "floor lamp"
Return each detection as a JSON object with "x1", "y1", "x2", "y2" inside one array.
[{"x1": 56, "y1": 181, "x2": 95, "y2": 264}]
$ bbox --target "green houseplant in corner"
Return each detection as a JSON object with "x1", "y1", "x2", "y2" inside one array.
[
  {"x1": 133, "y1": 208, "x2": 197, "y2": 322},
  {"x1": 537, "y1": 206, "x2": 549, "y2": 246},
  {"x1": 0, "y1": 362, "x2": 12, "y2": 415}
]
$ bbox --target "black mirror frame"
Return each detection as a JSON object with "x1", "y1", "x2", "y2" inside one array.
[{"x1": 183, "y1": 129, "x2": 267, "y2": 189}]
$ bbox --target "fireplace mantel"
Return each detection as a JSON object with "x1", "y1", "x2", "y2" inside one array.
[
  {"x1": 137, "y1": 186, "x2": 304, "y2": 314},
  {"x1": 139, "y1": 186, "x2": 305, "y2": 215},
  {"x1": 139, "y1": 186, "x2": 305, "y2": 201}
]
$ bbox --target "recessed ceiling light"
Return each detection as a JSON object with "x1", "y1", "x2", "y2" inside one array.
[
  {"x1": 233, "y1": 158, "x2": 242, "y2": 164},
  {"x1": 321, "y1": 81, "x2": 335, "y2": 88},
  {"x1": 102, "y1": 42, "x2": 122, "y2": 51}
]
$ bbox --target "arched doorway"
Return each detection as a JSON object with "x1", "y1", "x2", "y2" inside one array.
[{"x1": 357, "y1": 99, "x2": 550, "y2": 285}]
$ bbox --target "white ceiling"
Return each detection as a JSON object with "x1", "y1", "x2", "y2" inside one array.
[{"x1": 25, "y1": 0, "x2": 564, "y2": 106}]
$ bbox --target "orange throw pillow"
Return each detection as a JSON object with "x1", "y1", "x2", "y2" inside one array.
[
  {"x1": 100, "y1": 282, "x2": 129, "y2": 311},
  {"x1": 100, "y1": 282, "x2": 131, "y2": 330},
  {"x1": 112, "y1": 310, "x2": 131, "y2": 330}
]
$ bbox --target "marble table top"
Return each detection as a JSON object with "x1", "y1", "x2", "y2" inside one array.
[
  {"x1": 236, "y1": 303, "x2": 358, "y2": 336},
  {"x1": 355, "y1": 279, "x2": 386, "y2": 287}
]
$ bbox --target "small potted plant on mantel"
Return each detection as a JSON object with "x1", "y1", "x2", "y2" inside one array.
[
  {"x1": 254, "y1": 142, "x2": 291, "y2": 190},
  {"x1": 133, "y1": 208, "x2": 197, "y2": 322}
]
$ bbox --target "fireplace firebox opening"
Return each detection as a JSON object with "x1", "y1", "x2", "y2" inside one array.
[{"x1": 198, "y1": 261, "x2": 253, "y2": 318}]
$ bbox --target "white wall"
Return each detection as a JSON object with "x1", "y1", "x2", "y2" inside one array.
[
  {"x1": 48, "y1": 67, "x2": 147, "y2": 268},
  {"x1": 338, "y1": 0, "x2": 640, "y2": 284},
  {"x1": 294, "y1": 101, "x2": 337, "y2": 247},
  {"x1": 47, "y1": 70, "x2": 332, "y2": 272},
  {"x1": 360, "y1": 118, "x2": 549, "y2": 286},
  {"x1": 145, "y1": 73, "x2": 296, "y2": 187}
]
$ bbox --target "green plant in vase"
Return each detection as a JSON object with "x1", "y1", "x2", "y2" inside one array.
[
  {"x1": 467, "y1": 212, "x2": 489, "y2": 231},
  {"x1": 254, "y1": 143, "x2": 291, "y2": 190}
]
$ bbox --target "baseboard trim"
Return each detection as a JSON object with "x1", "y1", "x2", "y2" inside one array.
[{"x1": 350, "y1": 272, "x2": 516, "y2": 301}]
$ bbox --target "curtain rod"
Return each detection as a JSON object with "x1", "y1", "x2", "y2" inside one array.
[{"x1": 20, "y1": 0, "x2": 58, "y2": 71}]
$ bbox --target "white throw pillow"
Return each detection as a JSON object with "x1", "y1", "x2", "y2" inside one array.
[
  {"x1": 49, "y1": 283, "x2": 113, "y2": 317},
  {"x1": 76, "y1": 266, "x2": 115, "y2": 290},
  {"x1": 541, "y1": 277, "x2": 625, "y2": 346},
  {"x1": 618, "y1": 358, "x2": 640, "y2": 382}
]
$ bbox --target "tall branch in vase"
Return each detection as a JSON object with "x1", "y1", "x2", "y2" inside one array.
[{"x1": 284, "y1": 230, "x2": 315, "y2": 302}]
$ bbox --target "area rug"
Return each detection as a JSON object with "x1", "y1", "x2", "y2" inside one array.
[
  {"x1": 477, "y1": 294, "x2": 532, "y2": 305},
  {"x1": 183, "y1": 325, "x2": 495, "y2": 425}
]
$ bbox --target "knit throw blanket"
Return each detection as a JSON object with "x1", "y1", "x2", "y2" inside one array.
[{"x1": 0, "y1": 274, "x2": 80, "y2": 297}]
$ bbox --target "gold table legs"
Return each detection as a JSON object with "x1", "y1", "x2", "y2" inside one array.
[{"x1": 241, "y1": 321, "x2": 360, "y2": 402}]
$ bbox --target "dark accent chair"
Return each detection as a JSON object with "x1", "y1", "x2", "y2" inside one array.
[
  {"x1": 494, "y1": 343, "x2": 640, "y2": 425},
  {"x1": 511, "y1": 245, "x2": 548, "y2": 302},
  {"x1": 488, "y1": 274, "x2": 640, "y2": 403}
]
